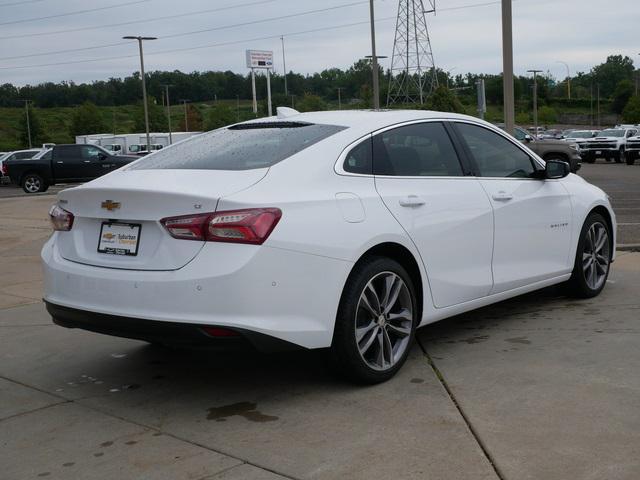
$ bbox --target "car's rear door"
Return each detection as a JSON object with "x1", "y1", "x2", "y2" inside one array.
[
  {"x1": 53, "y1": 145, "x2": 87, "y2": 181},
  {"x1": 373, "y1": 121, "x2": 495, "y2": 308},
  {"x1": 452, "y1": 121, "x2": 573, "y2": 293}
]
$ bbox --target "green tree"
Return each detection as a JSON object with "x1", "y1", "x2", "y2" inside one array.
[
  {"x1": 17, "y1": 105, "x2": 46, "y2": 148},
  {"x1": 622, "y1": 95, "x2": 640, "y2": 123},
  {"x1": 296, "y1": 93, "x2": 326, "y2": 112},
  {"x1": 423, "y1": 86, "x2": 465, "y2": 113},
  {"x1": 178, "y1": 104, "x2": 203, "y2": 131},
  {"x1": 611, "y1": 79, "x2": 634, "y2": 114},
  {"x1": 69, "y1": 101, "x2": 107, "y2": 137},
  {"x1": 591, "y1": 55, "x2": 635, "y2": 98},
  {"x1": 132, "y1": 96, "x2": 168, "y2": 132},
  {"x1": 204, "y1": 104, "x2": 236, "y2": 130},
  {"x1": 538, "y1": 106, "x2": 557, "y2": 124}
]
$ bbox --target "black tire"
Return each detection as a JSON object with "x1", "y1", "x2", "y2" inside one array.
[
  {"x1": 329, "y1": 256, "x2": 418, "y2": 384},
  {"x1": 21, "y1": 173, "x2": 47, "y2": 194},
  {"x1": 615, "y1": 147, "x2": 624, "y2": 163},
  {"x1": 566, "y1": 213, "x2": 612, "y2": 298},
  {"x1": 626, "y1": 154, "x2": 636, "y2": 166}
]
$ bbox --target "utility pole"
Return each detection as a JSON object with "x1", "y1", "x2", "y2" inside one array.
[
  {"x1": 161, "y1": 84, "x2": 173, "y2": 144},
  {"x1": 369, "y1": 0, "x2": 380, "y2": 109},
  {"x1": 179, "y1": 99, "x2": 189, "y2": 131},
  {"x1": 590, "y1": 84, "x2": 594, "y2": 127},
  {"x1": 281, "y1": 36, "x2": 288, "y2": 96},
  {"x1": 123, "y1": 36, "x2": 157, "y2": 152},
  {"x1": 501, "y1": 0, "x2": 515, "y2": 135},
  {"x1": 337, "y1": 87, "x2": 343, "y2": 109},
  {"x1": 556, "y1": 61, "x2": 571, "y2": 100},
  {"x1": 527, "y1": 69, "x2": 542, "y2": 138},
  {"x1": 597, "y1": 84, "x2": 601, "y2": 129},
  {"x1": 22, "y1": 100, "x2": 32, "y2": 148}
]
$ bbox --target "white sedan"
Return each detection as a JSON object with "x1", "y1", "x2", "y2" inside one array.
[{"x1": 43, "y1": 109, "x2": 616, "y2": 383}]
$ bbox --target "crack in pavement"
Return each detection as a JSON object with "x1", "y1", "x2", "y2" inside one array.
[{"x1": 415, "y1": 335, "x2": 506, "y2": 480}]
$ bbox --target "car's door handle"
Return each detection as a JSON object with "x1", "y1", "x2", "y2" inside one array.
[
  {"x1": 492, "y1": 192, "x2": 514, "y2": 201},
  {"x1": 56, "y1": 161, "x2": 63, "y2": 164},
  {"x1": 84, "y1": 160, "x2": 91, "y2": 163},
  {"x1": 399, "y1": 195, "x2": 426, "y2": 207}
]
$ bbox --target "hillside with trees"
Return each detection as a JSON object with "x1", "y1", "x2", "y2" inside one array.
[{"x1": 1, "y1": 54, "x2": 637, "y2": 150}]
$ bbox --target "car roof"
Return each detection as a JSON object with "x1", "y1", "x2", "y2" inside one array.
[{"x1": 241, "y1": 109, "x2": 489, "y2": 132}]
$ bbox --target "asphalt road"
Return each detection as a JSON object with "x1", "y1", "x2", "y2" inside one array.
[{"x1": 578, "y1": 162, "x2": 640, "y2": 246}]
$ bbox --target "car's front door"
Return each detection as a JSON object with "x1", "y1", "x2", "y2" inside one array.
[
  {"x1": 452, "y1": 122, "x2": 573, "y2": 293},
  {"x1": 372, "y1": 121, "x2": 495, "y2": 308}
]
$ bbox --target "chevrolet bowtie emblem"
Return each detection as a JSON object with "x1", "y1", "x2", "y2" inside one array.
[{"x1": 101, "y1": 200, "x2": 121, "y2": 211}]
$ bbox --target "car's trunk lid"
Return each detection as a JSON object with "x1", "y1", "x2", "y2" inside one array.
[{"x1": 56, "y1": 169, "x2": 267, "y2": 271}]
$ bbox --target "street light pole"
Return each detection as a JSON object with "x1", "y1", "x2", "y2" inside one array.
[
  {"x1": 369, "y1": 0, "x2": 380, "y2": 110},
  {"x1": 281, "y1": 36, "x2": 288, "y2": 96},
  {"x1": 161, "y1": 84, "x2": 173, "y2": 144},
  {"x1": 556, "y1": 61, "x2": 571, "y2": 100},
  {"x1": 501, "y1": 0, "x2": 515, "y2": 135},
  {"x1": 123, "y1": 35, "x2": 157, "y2": 153},
  {"x1": 527, "y1": 69, "x2": 542, "y2": 138}
]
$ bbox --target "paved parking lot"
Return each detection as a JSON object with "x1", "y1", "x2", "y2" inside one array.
[
  {"x1": 579, "y1": 162, "x2": 640, "y2": 246},
  {"x1": 1, "y1": 166, "x2": 639, "y2": 479}
]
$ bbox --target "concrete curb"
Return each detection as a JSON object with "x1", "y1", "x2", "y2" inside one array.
[{"x1": 617, "y1": 244, "x2": 640, "y2": 252}]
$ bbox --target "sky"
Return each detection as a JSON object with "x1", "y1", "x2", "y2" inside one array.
[{"x1": 0, "y1": 0, "x2": 637, "y2": 86}]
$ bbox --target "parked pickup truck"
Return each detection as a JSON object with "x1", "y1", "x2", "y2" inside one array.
[
  {"x1": 580, "y1": 127, "x2": 638, "y2": 164},
  {"x1": 498, "y1": 124, "x2": 582, "y2": 172},
  {"x1": 4, "y1": 144, "x2": 138, "y2": 193},
  {"x1": 625, "y1": 133, "x2": 640, "y2": 165}
]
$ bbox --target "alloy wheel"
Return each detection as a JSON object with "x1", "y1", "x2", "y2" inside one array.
[
  {"x1": 582, "y1": 222, "x2": 610, "y2": 290},
  {"x1": 24, "y1": 177, "x2": 41, "y2": 193},
  {"x1": 355, "y1": 272, "x2": 413, "y2": 371}
]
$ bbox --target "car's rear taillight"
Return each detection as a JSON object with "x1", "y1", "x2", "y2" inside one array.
[
  {"x1": 1, "y1": 162, "x2": 7, "y2": 176},
  {"x1": 160, "y1": 208, "x2": 281, "y2": 245},
  {"x1": 49, "y1": 205, "x2": 74, "y2": 231}
]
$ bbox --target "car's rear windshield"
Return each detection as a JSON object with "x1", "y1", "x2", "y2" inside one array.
[{"x1": 129, "y1": 122, "x2": 347, "y2": 171}]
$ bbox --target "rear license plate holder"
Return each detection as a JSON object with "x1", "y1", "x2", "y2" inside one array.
[{"x1": 98, "y1": 222, "x2": 141, "y2": 256}]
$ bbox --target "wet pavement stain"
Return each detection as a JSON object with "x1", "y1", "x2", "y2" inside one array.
[
  {"x1": 100, "y1": 441, "x2": 113, "y2": 448},
  {"x1": 36, "y1": 473, "x2": 50, "y2": 477},
  {"x1": 93, "y1": 452, "x2": 104, "y2": 457},
  {"x1": 410, "y1": 378, "x2": 425, "y2": 384},
  {"x1": 460, "y1": 335, "x2": 490, "y2": 344},
  {"x1": 62, "y1": 462, "x2": 75, "y2": 467},
  {"x1": 505, "y1": 337, "x2": 531, "y2": 345},
  {"x1": 207, "y1": 402, "x2": 279, "y2": 423},
  {"x1": 125, "y1": 441, "x2": 137, "y2": 446}
]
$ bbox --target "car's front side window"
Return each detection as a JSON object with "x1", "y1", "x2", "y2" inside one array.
[
  {"x1": 372, "y1": 122, "x2": 464, "y2": 177},
  {"x1": 455, "y1": 123, "x2": 536, "y2": 178}
]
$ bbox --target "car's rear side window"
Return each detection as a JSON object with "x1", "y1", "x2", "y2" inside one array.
[{"x1": 130, "y1": 122, "x2": 347, "y2": 171}]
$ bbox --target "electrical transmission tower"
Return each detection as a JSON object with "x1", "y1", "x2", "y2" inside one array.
[{"x1": 386, "y1": 0, "x2": 438, "y2": 106}]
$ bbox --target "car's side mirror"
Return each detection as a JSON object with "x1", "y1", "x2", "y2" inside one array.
[
  {"x1": 524, "y1": 134, "x2": 533, "y2": 142},
  {"x1": 98, "y1": 153, "x2": 108, "y2": 161},
  {"x1": 545, "y1": 160, "x2": 570, "y2": 179}
]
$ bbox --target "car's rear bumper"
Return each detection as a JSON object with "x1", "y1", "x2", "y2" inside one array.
[
  {"x1": 46, "y1": 302, "x2": 298, "y2": 352},
  {"x1": 42, "y1": 235, "x2": 352, "y2": 349}
]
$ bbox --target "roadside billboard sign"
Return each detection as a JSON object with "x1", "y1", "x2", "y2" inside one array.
[{"x1": 246, "y1": 50, "x2": 274, "y2": 69}]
